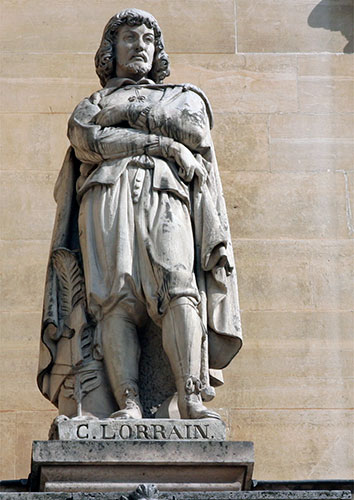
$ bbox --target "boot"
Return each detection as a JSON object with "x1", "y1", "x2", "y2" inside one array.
[
  {"x1": 176, "y1": 375, "x2": 221, "y2": 420},
  {"x1": 162, "y1": 298, "x2": 221, "y2": 420},
  {"x1": 101, "y1": 311, "x2": 143, "y2": 419},
  {"x1": 110, "y1": 383, "x2": 143, "y2": 419}
]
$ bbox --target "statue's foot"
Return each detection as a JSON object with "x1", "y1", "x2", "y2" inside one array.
[
  {"x1": 177, "y1": 377, "x2": 221, "y2": 420},
  {"x1": 110, "y1": 400, "x2": 142, "y2": 419},
  {"x1": 111, "y1": 386, "x2": 143, "y2": 419},
  {"x1": 109, "y1": 409, "x2": 143, "y2": 419},
  {"x1": 178, "y1": 396, "x2": 221, "y2": 420}
]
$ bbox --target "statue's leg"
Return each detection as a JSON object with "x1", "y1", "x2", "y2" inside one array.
[
  {"x1": 101, "y1": 310, "x2": 143, "y2": 419},
  {"x1": 162, "y1": 297, "x2": 221, "y2": 420},
  {"x1": 78, "y1": 180, "x2": 144, "y2": 418}
]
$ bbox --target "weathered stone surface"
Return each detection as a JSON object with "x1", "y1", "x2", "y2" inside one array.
[
  {"x1": 0, "y1": 52, "x2": 94, "y2": 80},
  {"x1": 170, "y1": 54, "x2": 298, "y2": 114},
  {"x1": 298, "y1": 54, "x2": 354, "y2": 77},
  {"x1": 270, "y1": 113, "x2": 354, "y2": 142},
  {"x1": 269, "y1": 113, "x2": 354, "y2": 172},
  {"x1": 298, "y1": 55, "x2": 354, "y2": 112},
  {"x1": 228, "y1": 410, "x2": 354, "y2": 481},
  {"x1": 0, "y1": 171, "x2": 56, "y2": 240},
  {"x1": 0, "y1": 312, "x2": 42, "y2": 348},
  {"x1": 309, "y1": 239, "x2": 354, "y2": 310},
  {"x1": 222, "y1": 171, "x2": 350, "y2": 239},
  {"x1": 0, "y1": 78, "x2": 97, "y2": 114},
  {"x1": 299, "y1": 77, "x2": 354, "y2": 113},
  {"x1": 173, "y1": 492, "x2": 352, "y2": 500},
  {"x1": 0, "y1": 240, "x2": 50, "y2": 313},
  {"x1": 53, "y1": 417, "x2": 226, "y2": 441},
  {"x1": 1, "y1": 53, "x2": 299, "y2": 114},
  {"x1": 234, "y1": 239, "x2": 354, "y2": 311},
  {"x1": 212, "y1": 311, "x2": 354, "y2": 409},
  {"x1": 214, "y1": 113, "x2": 269, "y2": 172},
  {"x1": 270, "y1": 139, "x2": 354, "y2": 173},
  {"x1": 31, "y1": 440, "x2": 254, "y2": 492},
  {"x1": 0, "y1": 414, "x2": 16, "y2": 479},
  {"x1": 0, "y1": 489, "x2": 352, "y2": 499},
  {"x1": 0, "y1": 411, "x2": 56, "y2": 480},
  {"x1": 0, "y1": 349, "x2": 54, "y2": 411},
  {"x1": 0, "y1": 113, "x2": 70, "y2": 173},
  {"x1": 236, "y1": 0, "x2": 353, "y2": 53},
  {"x1": 15, "y1": 412, "x2": 57, "y2": 479},
  {"x1": 33, "y1": 439, "x2": 254, "y2": 465},
  {"x1": 0, "y1": 0, "x2": 236, "y2": 54}
]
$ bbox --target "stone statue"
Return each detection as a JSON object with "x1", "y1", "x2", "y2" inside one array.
[{"x1": 37, "y1": 9, "x2": 242, "y2": 421}]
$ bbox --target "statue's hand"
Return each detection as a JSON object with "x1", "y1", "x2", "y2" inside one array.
[
  {"x1": 95, "y1": 105, "x2": 128, "y2": 127},
  {"x1": 168, "y1": 142, "x2": 208, "y2": 187}
]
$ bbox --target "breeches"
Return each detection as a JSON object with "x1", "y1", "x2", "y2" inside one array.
[{"x1": 78, "y1": 166, "x2": 200, "y2": 327}]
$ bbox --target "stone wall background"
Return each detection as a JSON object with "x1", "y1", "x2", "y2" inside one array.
[{"x1": 0, "y1": 0, "x2": 353, "y2": 480}]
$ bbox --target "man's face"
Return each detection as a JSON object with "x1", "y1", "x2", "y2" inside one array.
[{"x1": 115, "y1": 23, "x2": 155, "y2": 80}]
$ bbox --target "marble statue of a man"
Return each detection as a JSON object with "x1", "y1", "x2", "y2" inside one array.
[{"x1": 37, "y1": 9, "x2": 242, "y2": 421}]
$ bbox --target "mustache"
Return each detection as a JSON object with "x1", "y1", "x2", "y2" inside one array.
[{"x1": 131, "y1": 53, "x2": 148, "y2": 62}]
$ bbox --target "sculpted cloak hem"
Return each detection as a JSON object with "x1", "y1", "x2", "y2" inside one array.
[{"x1": 37, "y1": 82, "x2": 242, "y2": 405}]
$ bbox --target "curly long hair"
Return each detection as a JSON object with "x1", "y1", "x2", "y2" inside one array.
[{"x1": 95, "y1": 8, "x2": 170, "y2": 87}]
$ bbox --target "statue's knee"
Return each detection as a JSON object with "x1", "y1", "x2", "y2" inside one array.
[
  {"x1": 169, "y1": 296, "x2": 199, "y2": 310},
  {"x1": 158, "y1": 269, "x2": 199, "y2": 313}
]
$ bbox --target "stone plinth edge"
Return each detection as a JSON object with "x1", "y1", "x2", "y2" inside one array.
[
  {"x1": 0, "y1": 490, "x2": 353, "y2": 499},
  {"x1": 31, "y1": 440, "x2": 254, "y2": 493}
]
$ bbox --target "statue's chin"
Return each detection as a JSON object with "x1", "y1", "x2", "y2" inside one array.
[{"x1": 122, "y1": 62, "x2": 151, "y2": 79}]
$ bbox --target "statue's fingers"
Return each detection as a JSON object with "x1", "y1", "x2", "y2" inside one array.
[
  {"x1": 184, "y1": 165, "x2": 194, "y2": 182},
  {"x1": 195, "y1": 165, "x2": 207, "y2": 187}
]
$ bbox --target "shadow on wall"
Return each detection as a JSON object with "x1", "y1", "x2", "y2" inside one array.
[{"x1": 308, "y1": 0, "x2": 354, "y2": 53}]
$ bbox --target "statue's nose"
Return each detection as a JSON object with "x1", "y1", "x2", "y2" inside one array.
[{"x1": 135, "y1": 37, "x2": 145, "y2": 50}]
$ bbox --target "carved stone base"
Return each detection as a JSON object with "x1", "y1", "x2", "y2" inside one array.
[
  {"x1": 50, "y1": 416, "x2": 226, "y2": 441},
  {"x1": 1, "y1": 490, "x2": 353, "y2": 499},
  {"x1": 31, "y1": 440, "x2": 254, "y2": 493}
]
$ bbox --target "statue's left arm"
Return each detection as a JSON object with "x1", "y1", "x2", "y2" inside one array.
[{"x1": 95, "y1": 86, "x2": 214, "y2": 161}]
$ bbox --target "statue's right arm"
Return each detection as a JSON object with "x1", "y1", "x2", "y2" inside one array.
[
  {"x1": 68, "y1": 96, "x2": 207, "y2": 185},
  {"x1": 67, "y1": 97, "x2": 175, "y2": 164}
]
